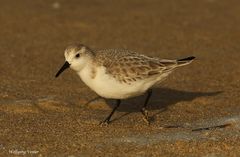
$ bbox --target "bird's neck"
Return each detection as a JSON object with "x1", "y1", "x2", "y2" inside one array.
[{"x1": 78, "y1": 59, "x2": 97, "y2": 80}]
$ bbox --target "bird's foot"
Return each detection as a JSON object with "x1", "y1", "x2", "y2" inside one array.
[
  {"x1": 141, "y1": 108, "x2": 150, "y2": 125},
  {"x1": 143, "y1": 116, "x2": 150, "y2": 125},
  {"x1": 99, "y1": 118, "x2": 110, "y2": 126}
]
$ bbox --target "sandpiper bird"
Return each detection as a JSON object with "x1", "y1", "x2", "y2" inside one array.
[{"x1": 55, "y1": 44, "x2": 195, "y2": 125}]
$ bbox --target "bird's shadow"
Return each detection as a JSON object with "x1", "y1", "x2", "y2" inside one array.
[{"x1": 86, "y1": 87, "x2": 222, "y2": 122}]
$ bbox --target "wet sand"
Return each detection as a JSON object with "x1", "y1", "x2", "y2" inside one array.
[{"x1": 0, "y1": 0, "x2": 240, "y2": 156}]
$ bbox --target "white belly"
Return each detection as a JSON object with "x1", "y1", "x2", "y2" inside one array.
[{"x1": 78, "y1": 66, "x2": 158, "y2": 99}]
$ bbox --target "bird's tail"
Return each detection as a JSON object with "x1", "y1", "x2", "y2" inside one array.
[{"x1": 176, "y1": 56, "x2": 195, "y2": 66}]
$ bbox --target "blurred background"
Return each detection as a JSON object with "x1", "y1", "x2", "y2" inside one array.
[{"x1": 0, "y1": 0, "x2": 240, "y2": 156}]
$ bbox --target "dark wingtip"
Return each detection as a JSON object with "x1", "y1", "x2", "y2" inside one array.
[{"x1": 177, "y1": 56, "x2": 196, "y2": 62}]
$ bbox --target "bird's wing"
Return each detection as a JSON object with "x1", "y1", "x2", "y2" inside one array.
[{"x1": 97, "y1": 49, "x2": 178, "y2": 84}]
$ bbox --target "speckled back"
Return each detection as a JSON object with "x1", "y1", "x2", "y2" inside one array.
[{"x1": 95, "y1": 49, "x2": 177, "y2": 84}]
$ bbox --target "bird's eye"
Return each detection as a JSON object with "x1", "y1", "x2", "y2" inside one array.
[{"x1": 75, "y1": 54, "x2": 80, "y2": 58}]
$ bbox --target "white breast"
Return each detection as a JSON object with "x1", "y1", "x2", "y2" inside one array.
[{"x1": 77, "y1": 65, "x2": 158, "y2": 99}]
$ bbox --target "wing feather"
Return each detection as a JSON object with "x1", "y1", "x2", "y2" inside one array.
[{"x1": 96, "y1": 49, "x2": 177, "y2": 84}]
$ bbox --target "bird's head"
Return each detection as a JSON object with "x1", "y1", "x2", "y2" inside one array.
[{"x1": 55, "y1": 44, "x2": 94, "y2": 77}]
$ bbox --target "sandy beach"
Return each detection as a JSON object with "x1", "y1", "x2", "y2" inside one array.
[{"x1": 0, "y1": 0, "x2": 240, "y2": 156}]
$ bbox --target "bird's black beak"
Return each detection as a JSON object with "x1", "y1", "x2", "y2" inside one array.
[{"x1": 55, "y1": 61, "x2": 70, "y2": 77}]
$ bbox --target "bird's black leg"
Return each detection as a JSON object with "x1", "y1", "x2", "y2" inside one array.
[
  {"x1": 141, "y1": 89, "x2": 153, "y2": 124},
  {"x1": 100, "y1": 99, "x2": 121, "y2": 125}
]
